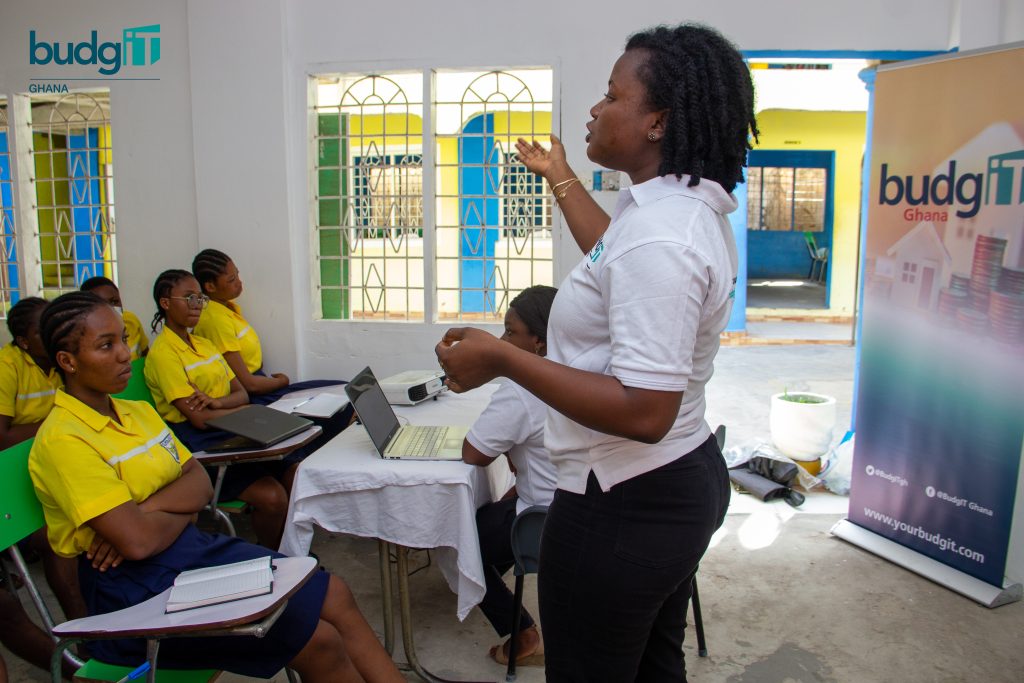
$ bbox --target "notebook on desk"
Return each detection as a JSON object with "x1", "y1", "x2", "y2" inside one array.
[
  {"x1": 345, "y1": 366, "x2": 466, "y2": 461},
  {"x1": 203, "y1": 405, "x2": 313, "y2": 452}
]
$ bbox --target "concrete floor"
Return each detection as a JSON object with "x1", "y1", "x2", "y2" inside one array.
[
  {"x1": 746, "y1": 279, "x2": 828, "y2": 310},
  {"x1": 6, "y1": 345, "x2": 1024, "y2": 682}
]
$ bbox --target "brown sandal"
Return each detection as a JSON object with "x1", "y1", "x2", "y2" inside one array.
[{"x1": 489, "y1": 633, "x2": 545, "y2": 666}]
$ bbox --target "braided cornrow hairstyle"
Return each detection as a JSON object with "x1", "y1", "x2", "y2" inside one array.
[
  {"x1": 151, "y1": 269, "x2": 193, "y2": 333},
  {"x1": 509, "y1": 285, "x2": 558, "y2": 343},
  {"x1": 39, "y1": 292, "x2": 107, "y2": 376},
  {"x1": 191, "y1": 248, "x2": 232, "y2": 292},
  {"x1": 80, "y1": 276, "x2": 118, "y2": 292},
  {"x1": 7, "y1": 297, "x2": 49, "y2": 344},
  {"x1": 625, "y1": 24, "x2": 758, "y2": 193}
]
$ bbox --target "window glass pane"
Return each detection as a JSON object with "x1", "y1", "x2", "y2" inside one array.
[
  {"x1": 434, "y1": 69, "x2": 553, "y2": 322},
  {"x1": 0, "y1": 101, "x2": 20, "y2": 313},
  {"x1": 760, "y1": 167, "x2": 794, "y2": 231},
  {"x1": 794, "y1": 167, "x2": 826, "y2": 232},
  {"x1": 313, "y1": 73, "x2": 424, "y2": 320},
  {"x1": 30, "y1": 91, "x2": 115, "y2": 295}
]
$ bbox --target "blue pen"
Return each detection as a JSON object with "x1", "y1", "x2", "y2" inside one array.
[{"x1": 114, "y1": 661, "x2": 151, "y2": 683}]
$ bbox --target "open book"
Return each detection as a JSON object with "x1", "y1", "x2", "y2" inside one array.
[
  {"x1": 165, "y1": 556, "x2": 274, "y2": 613},
  {"x1": 268, "y1": 392, "x2": 349, "y2": 419}
]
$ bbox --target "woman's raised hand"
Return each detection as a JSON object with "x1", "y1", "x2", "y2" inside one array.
[
  {"x1": 435, "y1": 327, "x2": 508, "y2": 393},
  {"x1": 515, "y1": 134, "x2": 568, "y2": 181}
]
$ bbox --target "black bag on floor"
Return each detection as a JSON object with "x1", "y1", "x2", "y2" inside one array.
[{"x1": 729, "y1": 456, "x2": 805, "y2": 507}]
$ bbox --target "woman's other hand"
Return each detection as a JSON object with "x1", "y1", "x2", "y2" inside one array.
[
  {"x1": 87, "y1": 533, "x2": 124, "y2": 571},
  {"x1": 184, "y1": 383, "x2": 215, "y2": 412},
  {"x1": 515, "y1": 134, "x2": 568, "y2": 181},
  {"x1": 435, "y1": 327, "x2": 508, "y2": 393}
]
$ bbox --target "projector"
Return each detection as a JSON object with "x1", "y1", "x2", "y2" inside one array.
[{"x1": 379, "y1": 370, "x2": 447, "y2": 405}]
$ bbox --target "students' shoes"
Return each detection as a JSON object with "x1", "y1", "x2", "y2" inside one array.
[{"x1": 489, "y1": 625, "x2": 544, "y2": 666}]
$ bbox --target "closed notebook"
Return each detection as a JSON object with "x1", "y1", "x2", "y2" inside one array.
[{"x1": 165, "y1": 556, "x2": 274, "y2": 613}]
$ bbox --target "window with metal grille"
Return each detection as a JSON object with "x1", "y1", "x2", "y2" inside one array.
[
  {"x1": 311, "y1": 68, "x2": 553, "y2": 323},
  {"x1": 30, "y1": 91, "x2": 116, "y2": 295},
  {"x1": 747, "y1": 165, "x2": 827, "y2": 232},
  {"x1": 0, "y1": 101, "x2": 20, "y2": 315}
]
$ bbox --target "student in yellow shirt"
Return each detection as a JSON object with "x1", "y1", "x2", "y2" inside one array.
[
  {"x1": 79, "y1": 276, "x2": 149, "y2": 360},
  {"x1": 0, "y1": 297, "x2": 61, "y2": 448},
  {"x1": 29, "y1": 291, "x2": 403, "y2": 682},
  {"x1": 191, "y1": 249, "x2": 352, "y2": 485},
  {"x1": 143, "y1": 269, "x2": 287, "y2": 549}
]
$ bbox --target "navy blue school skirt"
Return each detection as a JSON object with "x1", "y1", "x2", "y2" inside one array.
[{"x1": 77, "y1": 524, "x2": 329, "y2": 678}]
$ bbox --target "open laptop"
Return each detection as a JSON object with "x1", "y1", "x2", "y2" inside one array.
[
  {"x1": 345, "y1": 366, "x2": 466, "y2": 460},
  {"x1": 204, "y1": 405, "x2": 313, "y2": 452}
]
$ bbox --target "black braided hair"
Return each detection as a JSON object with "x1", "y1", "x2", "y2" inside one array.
[
  {"x1": 38, "y1": 292, "x2": 107, "y2": 376},
  {"x1": 624, "y1": 24, "x2": 758, "y2": 193},
  {"x1": 191, "y1": 249, "x2": 232, "y2": 291},
  {"x1": 508, "y1": 286, "x2": 558, "y2": 343},
  {"x1": 151, "y1": 269, "x2": 193, "y2": 333},
  {"x1": 7, "y1": 297, "x2": 49, "y2": 344},
  {"x1": 79, "y1": 276, "x2": 118, "y2": 292}
]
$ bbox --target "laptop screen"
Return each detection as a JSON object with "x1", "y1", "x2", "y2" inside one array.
[{"x1": 344, "y1": 367, "x2": 401, "y2": 454}]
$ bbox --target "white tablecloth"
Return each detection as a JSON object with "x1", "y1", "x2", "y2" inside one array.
[{"x1": 280, "y1": 384, "x2": 507, "y2": 621}]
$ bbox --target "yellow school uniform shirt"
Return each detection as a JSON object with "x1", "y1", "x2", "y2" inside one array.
[
  {"x1": 193, "y1": 300, "x2": 263, "y2": 373},
  {"x1": 29, "y1": 390, "x2": 191, "y2": 558},
  {"x1": 0, "y1": 344, "x2": 62, "y2": 425},
  {"x1": 122, "y1": 309, "x2": 150, "y2": 361},
  {"x1": 144, "y1": 327, "x2": 235, "y2": 424}
]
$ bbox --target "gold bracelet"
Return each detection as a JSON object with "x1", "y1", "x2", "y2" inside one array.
[
  {"x1": 550, "y1": 177, "x2": 579, "y2": 192},
  {"x1": 555, "y1": 178, "x2": 581, "y2": 200}
]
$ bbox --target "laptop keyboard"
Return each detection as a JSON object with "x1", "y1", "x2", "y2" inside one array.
[{"x1": 389, "y1": 426, "x2": 447, "y2": 457}]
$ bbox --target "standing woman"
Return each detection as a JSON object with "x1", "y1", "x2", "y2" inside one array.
[
  {"x1": 144, "y1": 269, "x2": 288, "y2": 549},
  {"x1": 29, "y1": 292, "x2": 403, "y2": 682},
  {"x1": 436, "y1": 24, "x2": 755, "y2": 681}
]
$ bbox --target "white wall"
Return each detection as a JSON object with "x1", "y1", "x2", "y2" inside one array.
[{"x1": 5, "y1": 0, "x2": 1024, "y2": 375}]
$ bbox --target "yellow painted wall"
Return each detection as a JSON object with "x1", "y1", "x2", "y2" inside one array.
[{"x1": 753, "y1": 109, "x2": 866, "y2": 315}]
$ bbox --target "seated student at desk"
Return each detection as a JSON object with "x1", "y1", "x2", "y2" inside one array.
[
  {"x1": 29, "y1": 291, "x2": 404, "y2": 683},
  {"x1": 462, "y1": 286, "x2": 558, "y2": 666},
  {"x1": 79, "y1": 276, "x2": 149, "y2": 360},
  {"x1": 191, "y1": 249, "x2": 351, "y2": 467},
  {"x1": 0, "y1": 296, "x2": 88, "y2": 624},
  {"x1": 0, "y1": 297, "x2": 61, "y2": 448},
  {"x1": 143, "y1": 269, "x2": 288, "y2": 549}
]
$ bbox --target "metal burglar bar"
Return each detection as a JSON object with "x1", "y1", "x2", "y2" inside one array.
[
  {"x1": 30, "y1": 92, "x2": 116, "y2": 294},
  {"x1": 313, "y1": 74, "x2": 424, "y2": 321},
  {"x1": 747, "y1": 165, "x2": 826, "y2": 232},
  {"x1": 435, "y1": 70, "x2": 553, "y2": 322},
  {"x1": 0, "y1": 102, "x2": 21, "y2": 315}
]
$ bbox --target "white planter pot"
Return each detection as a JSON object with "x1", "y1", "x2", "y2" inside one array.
[{"x1": 769, "y1": 392, "x2": 837, "y2": 461}]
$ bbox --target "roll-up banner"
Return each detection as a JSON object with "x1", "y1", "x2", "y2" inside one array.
[{"x1": 835, "y1": 44, "x2": 1024, "y2": 606}]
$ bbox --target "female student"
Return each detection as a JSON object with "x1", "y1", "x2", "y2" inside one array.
[
  {"x1": 28, "y1": 291, "x2": 403, "y2": 682},
  {"x1": 462, "y1": 285, "x2": 558, "y2": 666},
  {"x1": 191, "y1": 248, "x2": 343, "y2": 400},
  {"x1": 191, "y1": 249, "x2": 351, "y2": 463},
  {"x1": 436, "y1": 24, "x2": 753, "y2": 681},
  {"x1": 143, "y1": 269, "x2": 288, "y2": 549},
  {"x1": 0, "y1": 297, "x2": 61, "y2": 448},
  {"x1": 80, "y1": 276, "x2": 149, "y2": 360}
]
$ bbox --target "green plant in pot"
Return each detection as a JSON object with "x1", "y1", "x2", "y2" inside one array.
[{"x1": 769, "y1": 389, "x2": 837, "y2": 473}]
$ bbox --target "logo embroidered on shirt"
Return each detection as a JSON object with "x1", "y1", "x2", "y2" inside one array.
[
  {"x1": 160, "y1": 433, "x2": 180, "y2": 463},
  {"x1": 586, "y1": 238, "x2": 605, "y2": 269}
]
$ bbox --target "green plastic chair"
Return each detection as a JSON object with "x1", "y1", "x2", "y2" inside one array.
[{"x1": 0, "y1": 438, "x2": 216, "y2": 682}]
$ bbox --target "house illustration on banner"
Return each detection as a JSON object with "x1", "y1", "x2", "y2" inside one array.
[
  {"x1": 884, "y1": 222, "x2": 951, "y2": 310},
  {"x1": 940, "y1": 122, "x2": 1024, "y2": 274}
]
